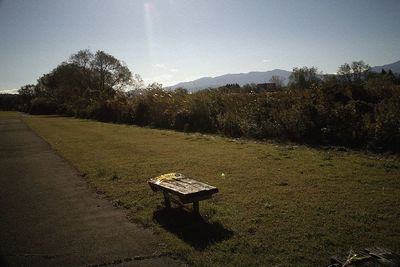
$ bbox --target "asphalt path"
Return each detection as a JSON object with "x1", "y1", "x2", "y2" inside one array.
[{"x1": 0, "y1": 117, "x2": 185, "y2": 267}]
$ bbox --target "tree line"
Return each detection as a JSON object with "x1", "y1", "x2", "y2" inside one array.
[{"x1": 1, "y1": 50, "x2": 399, "y2": 152}]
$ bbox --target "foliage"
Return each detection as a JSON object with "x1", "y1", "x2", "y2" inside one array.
[
  {"x1": 337, "y1": 60, "x2": 370, "y2": 84},
  {"x1": 22, "y1": 49, "x2": 136, "y2": 118},
  {"x1": 11, "y1": 54, "x2": 400, "y2": 152},
  {"x1": 269, "y1": 75, "x2": 285, "y2": 89},
  {"x1": 29, "y1": 97, "x2": 58, "y2": 115},
  {"x1": 0, "y1": 94, "x2": 19, "y2": 111},
  {"x1": 123, "y1": 72, "x2": 399, "y2": 152},
  {"x1": 288, "y1": 66, "x2": 321, "y2": 89}
]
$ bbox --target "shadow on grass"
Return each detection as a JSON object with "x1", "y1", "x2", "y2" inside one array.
[{"x1": 153, "y1": 208, "x2": 233, "y2": 250}]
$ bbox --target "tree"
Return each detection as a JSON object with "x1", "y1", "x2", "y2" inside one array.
[
  {"x1": 337, "y1": 63, "x2": 352, "y2": 83},
  {"x1": 146, "y1": 82, "x2": 163, "y2": 91},
  {"x1": 351, "y1": 60, "x2": 370, "y2": 82},
  {"x1": 36, "y1": 62, "x2": 85, "y2": 104},
  {"x1": 18, "y1": 84, "x2": 36, "y2": 101},
  {"x1": 131, "y1": 74, "x2": 145, "y2": 91},
  {"x1": 174, "y1": 87, "x2": 188, "y2": 94},
  {"x1": 68, "y1": 50, "x2": 134, "y2": 99},
  {"x1": 92, "y1": 51, "x2": 132, "y2": 98},
  {"x1": 69, "y1": 49, "x2": 93, "y2": 69},
  {"x1": 387, "y1": 69, "x2": 396, "y2": 81},
  {"x1": 337, "y1": 60, "x2": 370, "y2": 83},
  {"x1": 68, "y1": 49, "x2": 94, "y2": 92},
  {"x1": 0, "y1": 94, "x2": 19, "y2": 111},
  {"x1": 269, "y1": 75, "x2": 286, "y2": 89},
  {"x1": 288, "y1": 67, "x2": 320, "y2": 89},
  {"x1": 20, "y1": 49, "x2": 137, "y2": 116}
]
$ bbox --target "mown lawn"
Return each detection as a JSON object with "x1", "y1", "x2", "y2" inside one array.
[
  {"x1": 16, "y1": 113, "x2": 400, "y2": 266},
  {"x1": 0, "y1": 111, "x2": 20, "y2": 119}
]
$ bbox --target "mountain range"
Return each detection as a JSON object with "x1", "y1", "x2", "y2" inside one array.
[
  {"x1": 168, "y1": 60, "x2": 400, "y2": 92},
  {"x1": 167, "y1": 69, "x2": 291, "y2": 91},
  {"x1": 370, "y1": 60, "x2": 400, "y2": 73}
]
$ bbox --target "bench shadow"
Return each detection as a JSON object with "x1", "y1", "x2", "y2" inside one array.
[{"x1": 153, "y1": 208, "x2": 233, "y2": 250}]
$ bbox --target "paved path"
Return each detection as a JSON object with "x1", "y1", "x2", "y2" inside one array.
[{"x1": 0, "y1": 117, "x2": 184, "y2": 267}]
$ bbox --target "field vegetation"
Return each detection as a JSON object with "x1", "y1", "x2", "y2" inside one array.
[
  {"x1": 1, "y1": 49, "x2": 399, "y2": 265},
  {"x1": 18, "y1": 113, "x2": 400, "y2": 267},
  {"x1": 0, "y1": 50, "x2": 399, "y2": 152}
]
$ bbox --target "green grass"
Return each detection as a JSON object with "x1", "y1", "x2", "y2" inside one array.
[
  {"x1": 14, "y1": 112, "x2": 400, "y2": 266},
  {"x1": 0, "y1": 111, "x2": 20, "y2": 119}
]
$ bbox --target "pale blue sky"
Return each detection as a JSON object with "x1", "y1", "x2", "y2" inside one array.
[{"x1": 0, "y1": 0, "x2": 399, "y2": 92}]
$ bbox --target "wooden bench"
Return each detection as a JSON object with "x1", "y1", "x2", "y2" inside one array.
[{"x1": 148, "y1": 173, "x2": 218, "y2": 214}]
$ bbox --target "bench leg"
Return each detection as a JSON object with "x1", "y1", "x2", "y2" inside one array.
[
  {"x1": 193, "y1": 201, "x2": 199, "y2": 214},
  {"x1": 163, "y1": 191, "x2": 171, "y2": 209}
]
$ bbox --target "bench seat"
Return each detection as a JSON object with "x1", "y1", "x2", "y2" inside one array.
[{"x1": 148, "y1": 175, "x2": 218, "y2": 214}]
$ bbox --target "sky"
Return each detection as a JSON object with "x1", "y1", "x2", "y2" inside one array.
[{"x1": 0, "y1": 0, "x2": 399, "y2": 93}]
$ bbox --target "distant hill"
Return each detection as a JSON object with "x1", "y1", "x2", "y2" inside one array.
[
  {"x1": 167, "y1": 60, "x2": 400, "y2": 92},
  {"x1": 371, "y1": 60, "x2": 400, "y2": 73},
  {"x1": 167, "y1": 69, "x2": 291, "y2": 91}
]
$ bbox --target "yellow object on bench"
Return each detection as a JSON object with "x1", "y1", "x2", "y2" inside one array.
[
  {"x1": 154, "y1": 172, "x2": 184, "y2": 183},
  {"x1": 148, "y1": 173, "x2": 218, "y2": 214}
]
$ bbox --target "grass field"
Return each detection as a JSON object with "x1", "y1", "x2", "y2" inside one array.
[
  {"x1": 0, "y1": 111, "x2": 20, "y2": 119},
  {"x1": 13, "y1": 112, "x2": 400, "y2": 266}
]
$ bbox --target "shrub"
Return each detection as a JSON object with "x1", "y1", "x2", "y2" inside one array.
[
  {"x1": 0, "y1": 94, "x2": 19, "y2": 111},
  {"x1": 373, "y1": 94, "x2": 400, "y2": 152},
  {"x1": 29, "y1": 97, "x2": 57, "y2": 115},
  {"x1": 187, "y1": 99, "x2": 213, "y2": 132},
  {"x1": 133, "y1": 101, "x2": 150, "y2": 126}
]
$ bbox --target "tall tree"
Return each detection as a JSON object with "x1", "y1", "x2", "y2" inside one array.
[
  {"x1": 18, "y1": 84, "x2": 36, "y2": 101},
  {"x1": 17, "y1": 49, "x2": 139, "y2": 116},
  {"x1": 269, "y1": 75, "x2": 286, "y2": 89},
  {"x1": 92, "y1": 51, "x2": 132, "y2": 99},
  {"x1": 68, "y1": 49, "x2": 94, "y2": 93},
  {"x1": 288, "y1": 67, "x2": 320, "y2": 89},
  {"x1": 337, "y1": 63, "x2": 352, "y2": 83},
  {"x1": 337, "y1": 60, "x2": 370, "y2": 83},
  {"x1": 69, "y1": 49, "x2": 93, "y2": 69},
  {"x1": 17, "y1": 84, "x2": 37, "y2": 110},
  {"x1": 350, "y1": 60, "x2": 370, "y2": 82}
]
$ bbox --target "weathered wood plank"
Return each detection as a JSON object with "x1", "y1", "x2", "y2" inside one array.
[
  {"x1": 165, "y1": 192, "x2": 213, "y2": 205},
  {"x1": 148, "y1": 177, "x2": 218, "y2": 199},
  {"x1": 148, "y1": 174, "x2": 218, "y2": 214}
]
